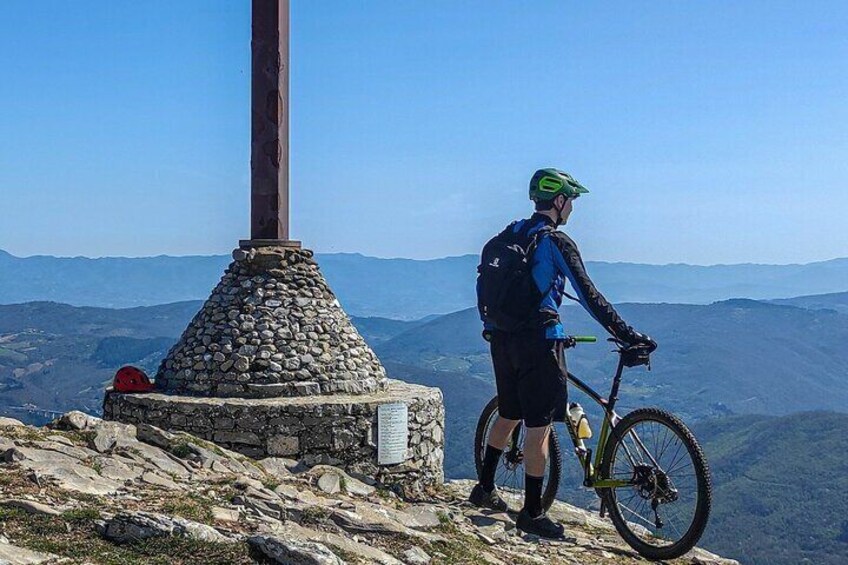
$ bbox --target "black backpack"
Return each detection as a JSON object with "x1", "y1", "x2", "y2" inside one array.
[{"x1": 476, "y1": 220, "x2": 553, "y2": 332}]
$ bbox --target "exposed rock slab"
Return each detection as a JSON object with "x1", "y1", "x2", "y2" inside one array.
[
  {"x1": 0, "y1": 499, "x2": 62, "y2": 517},
  {"x1": 2, "y1": 445, "x2": 120, "y2": 495},
  {"x1": 402, "y1": 546, "x2": 431, "y2": 565},
  {"x1": 98, "y1": 511, "x2": 232, "y2": 544},
  {"x1": 248, "y1": 534, "x2": 345, "y2": 565},
  {"x1": 0, "y1": 418, "x2": 25, "y2": 427},
  {"x1": 0, "y1": 542, "x2": 59, "y2": 565},
  {"x1": 270, "y1": 521, "x2": 403, "y2": 565},
  {"x1": 48, "y1": 410, "x2": 100, "y2": 431}
]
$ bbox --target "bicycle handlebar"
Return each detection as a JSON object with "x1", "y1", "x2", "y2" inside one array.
[
  {"x1": 563, "y1": 335, "x2": 597, "y2": 348},
  {"x1": 572, "y1": 335, "x2": 597, "y2": 343}
]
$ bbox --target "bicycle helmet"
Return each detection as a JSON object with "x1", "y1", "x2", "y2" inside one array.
[{"x1": 529, "y1": 168, "x2": 589, "y2": 202}]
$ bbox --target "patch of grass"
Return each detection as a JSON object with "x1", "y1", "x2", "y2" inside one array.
[
  {"x1": 1, "y1": 425, "x2": 45, "y2": 442},
  {"x1": 299, "y1": 505, "x2": 331, "y2": 526},
  {"x1": 1, "y1": 505, "x2": 259, "y2": 564},
  {"x1": 177, "y1": 435, "x2": 227, "y2": 458},
  {"x1": 161, "y1": 494, "x2": 215, "y2": 524},
  {"x1": 0, "y1": 470, "x2": 18, "y2": 486},
  {"x1": 170, "y1": 441, "x2": 194, "y2": 459},
  {"x1": 372, "y1": 486, "x2": 404, "y2": 509},
  {"x1": 421, "y1": 482, "x2": 453, "y2": 500},
  {"x1": 0, "y1": 468, "x2": 39, "y2": 495},
  {"x1": 338, "y1": 475, "x2": 348, "y2": 494},
  {"x1": 63, "y1": 507, "x2": 101, "y2": 523},
  {"x1": 436, "y1": 511, "x2": 455, "y2": 530},
  {"x1": 64, "y1": 429, "x2": 97, "y2": 445},
  {"x1": 243, "y1": 457, "x2": 265, "y2": 472},
  {"x1": 72, "y1": 492, "x2": 105, "y2": 507},
  {"x1": 325, "y1": 544, "x2": 364, "y2": 564},
  {"x1": 425, "y1": 534, "x2": 492, "y2": 565},
  {"x1": 260, "y1": 477, "x2": 281, "y2": 491}
]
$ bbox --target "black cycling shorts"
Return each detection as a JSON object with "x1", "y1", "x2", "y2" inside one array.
[{"x1": 490, "y1": 328, "x2": 568, "y2": 428}]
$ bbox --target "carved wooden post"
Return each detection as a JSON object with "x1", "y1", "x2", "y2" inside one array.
[{"x1": 244, "y1": 0, "x2": 299, "y2": 247}]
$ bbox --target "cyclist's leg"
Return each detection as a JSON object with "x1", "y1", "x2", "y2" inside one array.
[
  {"x1": 487, "y1": 416, "x2": 521, "y2": 450},
  {"x1": 515, "y1": 332, "x2": 568, "y2": 523},
  {"x1": 524, "y1": 425, "x2": 551, "y2": 477},
  {"x1": 491, "y1": 331, "x2": 522, "y2": 424},
  {"x1": 478, "y1": 331, "x2": 521, "y2": 492}
]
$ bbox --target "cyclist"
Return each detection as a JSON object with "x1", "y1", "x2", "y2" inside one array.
[{"x1": 470, "y1": 168, "x2": 657, "y2": 539}]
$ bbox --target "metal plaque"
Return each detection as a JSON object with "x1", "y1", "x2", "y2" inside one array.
[{"x1": 377, "y1": 402, "x2": 408, "y2": 465}]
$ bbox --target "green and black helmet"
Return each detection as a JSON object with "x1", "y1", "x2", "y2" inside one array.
[{"x1": 529, "y1": 168, "x2": 589, "y2": 202}]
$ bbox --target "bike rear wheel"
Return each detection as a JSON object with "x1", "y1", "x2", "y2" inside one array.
[
  {"x1": 474, "y1": 396, "x2": 562, "y2": 512},
  {"x1": 599, "y1": 407, "x2": 711, "y2": 560}
]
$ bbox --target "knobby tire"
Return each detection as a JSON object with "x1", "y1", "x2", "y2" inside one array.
[{"x1": 599, "y1": 407, "x2": 712, "y2": 561}]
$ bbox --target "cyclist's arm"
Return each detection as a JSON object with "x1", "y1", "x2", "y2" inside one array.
[{"x1": 548, "y1": 231, "x2": 638, "y2": 342}]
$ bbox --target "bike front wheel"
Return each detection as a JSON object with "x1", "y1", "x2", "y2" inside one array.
[
  {"x1": 599, "y1": 407, "x2": 712, "y2": 560},
  {"x1": 474, "y1": 396, "x2": 562, "y2": 513}
]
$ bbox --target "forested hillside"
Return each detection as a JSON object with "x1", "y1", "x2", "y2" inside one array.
[{"x1": 694, "y1": 412, "x2": 848, "y2": 565}]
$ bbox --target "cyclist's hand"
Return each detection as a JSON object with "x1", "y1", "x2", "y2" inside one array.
[{"x1": 619, "y1": 331, "x2": 656, "y2": 367}]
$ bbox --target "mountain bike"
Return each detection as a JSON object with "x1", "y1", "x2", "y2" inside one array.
[{"x1": 473, "y1": 336, "x2": 711, "y2": 560}]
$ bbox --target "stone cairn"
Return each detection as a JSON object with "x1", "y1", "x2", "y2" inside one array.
[
  {"x1": 155, "y1": 246, "x2": 387, "y2": 398},
  {"x1": 103, "y1": 246, "x2": 445, "y2": 496}
]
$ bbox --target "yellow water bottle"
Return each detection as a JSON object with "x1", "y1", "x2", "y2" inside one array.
[{"x1": 568, "y1": 403, "x2": 593, "y2": 440}]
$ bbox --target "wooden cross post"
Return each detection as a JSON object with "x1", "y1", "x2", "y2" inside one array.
[{"x1": 242, "y1": 0, "x2": 300, "y2": 248}]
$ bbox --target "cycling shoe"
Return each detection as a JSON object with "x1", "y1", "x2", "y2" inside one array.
[{"x1": 516, "y1": 508, "x2": 565, "y2": 539}]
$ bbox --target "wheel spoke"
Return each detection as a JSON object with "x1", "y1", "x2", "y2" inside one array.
[{"x1": 607, "y1": 414, "x2": 705, "y2": 550}]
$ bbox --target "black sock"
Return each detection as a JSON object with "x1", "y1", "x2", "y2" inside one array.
[
  {"x1": 525, "y1": 474, "x2": 544, "y2": 518},
  {"x1": 479, "y1": 444, "x2": 503, "y2": 492}
]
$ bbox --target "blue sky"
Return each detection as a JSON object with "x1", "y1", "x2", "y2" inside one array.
[{"x1": 1, "y1": 1, "x2": 846, "y2": 264}]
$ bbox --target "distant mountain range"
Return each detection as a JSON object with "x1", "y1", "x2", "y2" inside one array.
[
  {"x1": 3, "y1": 248, "x2": 848, "y2": 319},
  {"x1": 2, "y1": 297, "x2": 847, "y2": 564}
]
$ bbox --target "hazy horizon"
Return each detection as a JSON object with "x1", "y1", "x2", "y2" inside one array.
[{"x1": 3, "y1": 246, "x2": 847, "y2": 269}]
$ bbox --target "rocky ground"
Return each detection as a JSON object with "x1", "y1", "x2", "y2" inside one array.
[{"x1": 0, "y1": 413, "x2": 737, "y2": 565}]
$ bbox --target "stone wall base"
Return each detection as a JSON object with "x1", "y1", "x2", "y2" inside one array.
[{"x1": 102, "y1": 380, "x2": 444, "y2": 497}]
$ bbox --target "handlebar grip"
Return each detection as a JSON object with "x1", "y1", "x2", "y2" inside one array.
[{"x1": 572, "y1": 336, "x2": 597, "y2": 343}]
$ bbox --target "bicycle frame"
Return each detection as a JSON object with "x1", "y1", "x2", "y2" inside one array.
[{"x1": 560, "y1": 351, "x2": 654, "y2": 491}]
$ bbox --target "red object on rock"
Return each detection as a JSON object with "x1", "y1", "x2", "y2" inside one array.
[{"x1": 113, "y1": 366, "x2": 155, "y2": 393}]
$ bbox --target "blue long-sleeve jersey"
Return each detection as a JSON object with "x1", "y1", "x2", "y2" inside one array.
[{"x1": 480, "y1": 213, "x2": 636, "y2": 341}]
